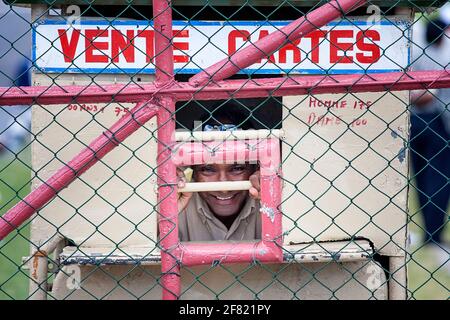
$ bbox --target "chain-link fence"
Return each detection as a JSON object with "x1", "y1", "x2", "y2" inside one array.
[{"x1": 0, "y1": 0, "x2": 449, "y2": 300}]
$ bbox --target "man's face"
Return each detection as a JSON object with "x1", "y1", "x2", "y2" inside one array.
[{"x1": 193, "y1": 163, "x2": 255, "y2": 218}]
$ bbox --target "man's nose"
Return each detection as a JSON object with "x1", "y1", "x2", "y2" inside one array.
[{"x1": 218, "y1": 170, "x2": 228, "y2": 182}]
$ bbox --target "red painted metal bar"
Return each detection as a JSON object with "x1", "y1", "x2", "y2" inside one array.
[
  {"x1": 189, "y1": 0, "x2": 367, "y2": 86},
  {"x1": 172, "y1": 139, "x2": 269, "y2": 166},
  {"x1": 172, "y1": 138, "x2": 283, "y2": 266},
  {"x1": 153, "y1": 0, "x2": 180, "y2": 300},
  {"x1": 178, "y1": 242, "x2": 283, "y2": 266},
  {"x1": 0, "y1": 101, "x2": 158, "y2": 241},
  {"x1": 259, "y1": 139, "x2": 282, "y2": 248},
  {"x1": 1, "y1": 71, "x2": 449, "y2": 106}
]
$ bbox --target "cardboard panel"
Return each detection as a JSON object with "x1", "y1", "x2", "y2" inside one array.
[
  {"x1": 30, "y1": 73, "x2": 158, "y2": 249},
  {"x1": 52, "y1": 260, "x2": 388, "y2": 300},
  {"x1": 282, "y1": 91, "x2": 409, "y2": 256}
]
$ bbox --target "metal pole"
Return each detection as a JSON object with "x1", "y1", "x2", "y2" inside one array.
[
  {"x1": 152, "y1": 0, "x2": 180, "y2": 300},
  {"x1": 28, "y1": 235, "x2": 65, "y2": 300},
  {"x1": 1, "y1": 71, "x2": 450, "y2": 106}
]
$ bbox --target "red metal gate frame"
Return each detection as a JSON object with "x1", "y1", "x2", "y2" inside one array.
[{"x1": 1, "y1": 0, "x2": 450, "y2": 299}]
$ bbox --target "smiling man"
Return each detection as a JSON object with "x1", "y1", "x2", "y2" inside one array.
[{"x1": 177, "y1": 102, "x2": 262, "y2": 241}]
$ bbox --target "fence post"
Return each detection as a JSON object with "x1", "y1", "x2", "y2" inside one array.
[{"x1": 153, "y1": 0, "x2": 180, "y2": 300}]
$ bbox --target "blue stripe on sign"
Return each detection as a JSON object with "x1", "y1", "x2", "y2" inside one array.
[
  {"x1": 34, "y1": 67, "x2": 404, "y2": 75},
  {"x1": 38, "y1": 19, "x2": 405, "y2": 27}
]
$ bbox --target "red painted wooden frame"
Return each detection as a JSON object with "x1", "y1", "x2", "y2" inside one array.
[
  {"x1": 172, "y1": 138, "x2": 283, "y2": 266},
  {"x1": 0, "y1": 0, "x2": 450, "y2": 299}
]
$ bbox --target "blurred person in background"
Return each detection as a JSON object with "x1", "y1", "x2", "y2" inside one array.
[
  {"x1": 410, "y1": 15, "x2": 450, "y2": 269},
  {"x1": 0, "y1": 60, "x2": 31, "y2": 157},
  {"x1": 0, "y1": 2, "x2": 31, "y2": 157}
]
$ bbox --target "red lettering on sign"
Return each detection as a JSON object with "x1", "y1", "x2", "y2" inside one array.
[
  {"x1": 257, "y1": 30, "x2": 275, "y2": 63},
  {"x1": 307, "y1": 112, "x2": 344, "y2": 126},
  {"x1": 309, "y1": 97, "x2": 347, "y2": 109},
  {"x1": 278, "y1": 39, "x2": 301, "y2": 64},
  {"x1": 351, "y1": 118, "x2": 368, "y2": 126},
  {"x1": 173, "y1": 30, "x2": 189, "y2": 63},
  {"x1": 85, "y1": 29, "x2": 109, "y2": 63},
  {"x1": 58, "y1": 29, "x2": 81, "y2": 63},
  {"x1": 137, "y1": 30, "x2": 155, "y2": 63},
  {"x1": 111, "y1": 30, "x2": 135, "y2": 63},
  {"x1": 52, "y1": 24, "x2": 387, "y2": 69},
  {"x1": 305, "y1": 30, "x2": 326, "y2": 63},
  {"x1": 67, "y1": 104, "x2": 105, "y2": 113},
  {"x1": 307, "y1": 112, "x2": 368, "y2": 127},
  {"x1": 115, "y1": 106, "x2": 131, "y2": 117},
  {"x1": 356, "y1": 30, "x2": 380, "y2": 63},
  {"x1": 330, "y1": 30, "x2": 354, "y2": 64},
  {"x1": 228, "y1": 30, "x2": 250, "y2": 55}
]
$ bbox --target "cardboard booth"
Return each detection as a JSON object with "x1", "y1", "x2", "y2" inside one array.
[{"x1": 10, "y1": 0, "x2": 432, "y2": 299}]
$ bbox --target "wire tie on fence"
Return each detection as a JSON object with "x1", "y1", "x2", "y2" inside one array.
[
  {"x1": 157, "y1": 215, "x2": 178, "y2": 226},
  {"x1": 161, "y1": 271, "x2": 181, "y2": 278},
  {"x1": 245, "y1": 142, "x2": 257, "y2": 152},
  {"x1": 102, "y1": 130, "x2": 121, "y2": 147},
  {"x1": 33, "y1": 250, "x2": 48, "y2": 258},
  {"x1": 57, "y1": 83, "x2": 70, "y2": 94},
  {"x1": 159, "y1": 182, "x2": 177, "y2": 188},
  {"x1": 251, "y1": 241, "x2": 259, "y2": 263},
  {"x1": 177, "y1": 242, "x2": 185, "y2": 265},
  {"x1": 159, "y1": 249, "x2": 179, "y2": 262}
]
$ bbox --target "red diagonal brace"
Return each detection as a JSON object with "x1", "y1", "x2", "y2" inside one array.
[
  {"x1": 0, "y1": 101, "x2": 159, "y2": 240},
  {"x1": 189, "y1": 0, "x2": 367, "y2": 86}
]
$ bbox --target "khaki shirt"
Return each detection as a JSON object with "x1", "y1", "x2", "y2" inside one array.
[{"x1": 179, "y1": 193, "x2": 261, "y2": 241}]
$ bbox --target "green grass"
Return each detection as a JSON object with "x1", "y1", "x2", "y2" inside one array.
[
  {"x1": 407, "y1": 185, "x2": 450, "y2": 300},
  {"x1": 0, "y1": 148, "x2": 448, "y2": 299},
  {"x1": 0, "y1": 149, "x2": 32, "y2": 300}
]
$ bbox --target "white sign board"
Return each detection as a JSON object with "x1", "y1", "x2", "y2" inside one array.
[{"x1": 33, "y1": 18, "x2": 410, "y2": 74}]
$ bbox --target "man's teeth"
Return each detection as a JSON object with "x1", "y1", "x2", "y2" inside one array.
[{"x1": 216, "y1": 195, "x2": 233, "y2": 200}]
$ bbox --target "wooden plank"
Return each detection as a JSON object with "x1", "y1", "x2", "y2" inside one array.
[{"x1": 58, "y1": 240, "x2": 373, "y2": 265}]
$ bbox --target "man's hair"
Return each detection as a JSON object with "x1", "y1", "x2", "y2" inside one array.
[
  {"x1": 201, "y1": 100, "x2": 256, "y2": 130},
  {"x1": 426, "y1": 18, "x2": 448, "y2": 46}
]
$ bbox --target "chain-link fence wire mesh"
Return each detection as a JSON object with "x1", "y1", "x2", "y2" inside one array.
[{"x1": 0, "y1": 0, "x2": 448, "y2": 300}]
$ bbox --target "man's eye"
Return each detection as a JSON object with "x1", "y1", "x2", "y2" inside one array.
[
  {"x1": 200, "y1": 166, "x2": 215, "y2": 173},
  {"x1": 231, "y1": 165, "x2": 246, "y2": 173}
]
